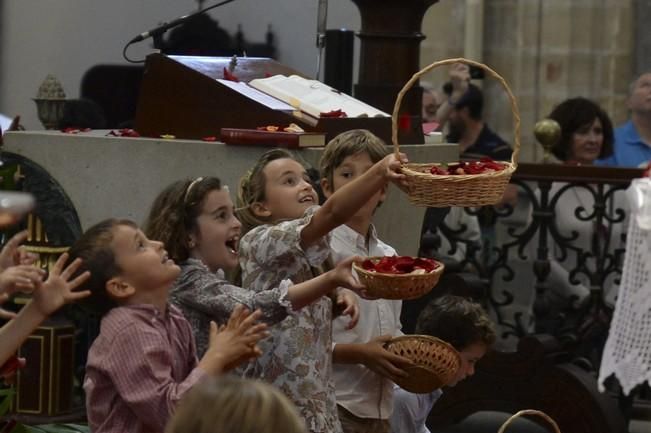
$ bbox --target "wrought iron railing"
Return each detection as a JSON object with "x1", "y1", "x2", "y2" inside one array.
[{"x1": 424, "y1": 163, "x2": 644, "y2": 363}]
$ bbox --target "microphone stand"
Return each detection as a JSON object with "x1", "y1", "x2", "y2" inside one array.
[
  {"x1": 123, "y1": 0, "x2": 236, "y2": 62},
  {"x1": 315, "y1": 0, "x2": 328, "y2": 80}
]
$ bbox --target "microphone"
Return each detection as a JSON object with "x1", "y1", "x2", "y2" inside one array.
[{"x1": 127, "y1": 0, "x2": 236, "y2": 45}]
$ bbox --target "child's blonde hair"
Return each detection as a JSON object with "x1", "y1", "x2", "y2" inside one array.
[
  {"x1": 236, "y1": 148, "x2": 298, "y2": 236},
  {"x1": 318, "y1": 129, "x2": 389, "y2": 190},
  {"x1": 165, "y1": 376, "x2": 307, "y2": 433}
]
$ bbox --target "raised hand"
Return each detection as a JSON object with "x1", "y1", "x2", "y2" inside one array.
[
  {"x1": 0, "y1": 264, "x2": 45, "y2": 297},
  {"x1": 360, "y1": 335, "x2": 413, "y2": 383},
  {"x1": 31, "y1": 252, "x2": 91, "y2": 316},
  {"x1": 380, "y1": 153, "x2": 409, "y2": 193},
  {"x1": 449, "y1": 62, "x2": 471, "y2": 98},
  {"x1": 200, "y1": 305, "x2": 268, "y2": 374},
  {"x1": 0, "y1": 231, "x2": 38, "y2": 271}
]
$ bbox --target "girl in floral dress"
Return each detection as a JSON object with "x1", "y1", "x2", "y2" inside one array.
[
  {"x1": 144, "y1": 176, "x2": 366, "y2": 357},
  {"x1": 236, "y1": 148, "x2": 407, "y2": 433}
]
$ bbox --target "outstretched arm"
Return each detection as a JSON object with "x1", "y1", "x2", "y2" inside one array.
[
  {"x1": 301, "y1": 153, "x2": 407, "y2": 247},
  {"x1": 0, "y1": 253, "x2": 90, "y2": 365}
]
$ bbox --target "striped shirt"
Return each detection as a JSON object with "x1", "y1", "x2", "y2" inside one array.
[{"x1": 84, "y1": 304, "x2": 205, "y2": 433}]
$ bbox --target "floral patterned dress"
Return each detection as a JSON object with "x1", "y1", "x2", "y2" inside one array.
[
  {"x1": 170, "y1": 258, "x2": 293, "y2": 357},
  {"x1": 239, "y1": 206, "x2": 342, "y2": 433}
]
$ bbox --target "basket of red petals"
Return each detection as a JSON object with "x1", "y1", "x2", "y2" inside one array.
[
  {"x1": 384, "y1": 335, "x2": 461, "y2": 394},
  {"x1": 392, "y1": 58, "x2": 521, "y2": 207},
  {"x1": 353, "y1": 256, "x2": 444, "y2": 300}
]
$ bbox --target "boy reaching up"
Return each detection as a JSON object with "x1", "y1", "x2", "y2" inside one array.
[{"x1": 69, "y1": 219, "x2": 267, "y2": 433}]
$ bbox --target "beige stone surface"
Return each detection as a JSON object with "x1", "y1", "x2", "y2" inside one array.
[{"x1": 3, "y1": 130, "x2": 458, "y2": 256}]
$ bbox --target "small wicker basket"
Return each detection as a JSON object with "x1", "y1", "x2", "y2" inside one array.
[
  {"x1": 385, "y1": 335, "x2": 460, "y2": 394},
  {"x1": 392, "y1": 58, "x2": 521, "y2": 207},
  {"x1": 497, "y1": 410, "x2": 561, "y2": 433},
  {"x1": 352, "y1": 257, "x2": 444, "y2": 300}
]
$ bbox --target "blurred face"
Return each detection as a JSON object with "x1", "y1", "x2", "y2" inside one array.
[
  {"x1": 190, "y1": 188, "x2": 242, "y2": 272},
  {"x1": 257, "y1": 158, "x2": 318, "y2": 222},
  {"x1": 448, "y1": 341, "x2": 487, "y2": 387},
  {"x1": 322, "y1": 151, "x2": 386, "y2": 221},
  {"x1": 570, "y1": 118, "x2": 603, "y2": 165},
  {"x1": 111, "y1": 224, "x2": 180, "y2": 293},
  {"x1": 447, "y1": 107, "x2": 467, "y2": 140},
  {"x1": 422, "y1": 90, "x2": 441, "y2": 123},
  {"x1": 628, "y1": 72, "x2": 651, "y2": 114}
]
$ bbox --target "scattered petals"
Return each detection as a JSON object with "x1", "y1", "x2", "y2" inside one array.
[
  {"x1": 160, "y1": 134, "x2": 176, "y2": 139},
  {"x1": 398, "y1": 114, "x2": 411, "y2": 132},
  {"x1": 256, "y1": 125, "x2": 280, "y2": 132},
  {"x1": 223, "y1": 67, "x2": 239, "y2": 82},
  {"x1": 202, "y1": 136, "x2": 218, "y2": 142},
  {"x1": 106, "y1": 129, "x2": 140, "y2": 137},
  {"x1": 359, "y1": 256, "x2": 440, "y2": 275},
  {"x1": 61, "y1": 127, "x2": 91, "y2": 134},
  {"x1": 320, "y1": 109, "x2": 347, "y2": 118},
  {"x1": 429, "y1": 158, "x2": 506, "y2": 175},
  {"x1": 0, "y1": 355, "x2": 24, "y2": 376}
]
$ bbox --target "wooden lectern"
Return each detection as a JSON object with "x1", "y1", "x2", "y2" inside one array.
[{"x1": 135, "y1": 54, "x2": 392, "y2": 143}]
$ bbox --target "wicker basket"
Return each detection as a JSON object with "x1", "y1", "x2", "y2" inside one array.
[
  {"x1": 392, "y1": 58, "x2": 521, "y2": 207},
  {"x1": 352, "y1": 257, "x2": 444, "y2": 300},
  {"x1": 497, "y1": 410, "x2": 561, "y2": 433},
  {"x1": 385, "y1": 335, "x2": 460, "y2": 394}
]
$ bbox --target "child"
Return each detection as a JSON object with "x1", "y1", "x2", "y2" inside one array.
[
  {"x1": 236, "y1": 146, "x2": 408, "y2": 433},
  {"x1": 166, "y1": 376, "x2": 307, "y2": 433},
  {"x1": 319, "y1": 129, "x2": 413, "y2": 433},
  {"x1": 69, "y1": 218, "x2": 268, "y2": 433},
  {"x1": 389, "y1": 295, "x2": 496, "y2": 433},
  {"x1": 144, "y1": 176, "x2": 366, "y2": 357}
]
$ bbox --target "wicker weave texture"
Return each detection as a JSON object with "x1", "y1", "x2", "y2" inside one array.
[
  {"x1": 352, "y1": 258, "x2": 444, "y2": 300},
  {"x1": 497, "y1": 410, "x2": 561, "y2": 433},
  {"x1": 385, "y1": 335, "x2": 460, "y2": 394},
  {"x1": 391, "y1": 58, "x2": 521, "y2": 207}
]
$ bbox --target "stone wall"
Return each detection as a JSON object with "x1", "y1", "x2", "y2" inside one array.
[{"x1": 420, "y1": 0, "x2": 635, "y2": 163}]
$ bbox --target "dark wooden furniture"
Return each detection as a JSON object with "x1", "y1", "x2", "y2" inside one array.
[
  {"x1": 429, "y1": 335, "x2": 628, "y2": 433},
  {"x1": 351, "y1": 0, "x2": 440, "y2": 144},
  {"x1": 15, "y1": 319, "x2": 76, "y2": 418},
  {"x1": 134, "y1": 54, "x2": 391, "y2": 143}
]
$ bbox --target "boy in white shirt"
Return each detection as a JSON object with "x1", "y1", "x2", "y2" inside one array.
[{"x1": 320, "y1": 129, "x2": 413, "y2": 433}]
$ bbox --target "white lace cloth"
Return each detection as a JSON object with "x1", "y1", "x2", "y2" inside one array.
[{"x1": 599, "y1": 178, "x2": 651, "y2": 394}]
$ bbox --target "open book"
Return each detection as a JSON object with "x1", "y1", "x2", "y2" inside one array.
[{"x1": 248, "y1": 75, "x2": 389, "y2": 119}]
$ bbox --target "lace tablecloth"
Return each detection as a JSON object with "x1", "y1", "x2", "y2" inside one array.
[{"x1": 599, "y1": 178, "x2": 651, "y2": 395}]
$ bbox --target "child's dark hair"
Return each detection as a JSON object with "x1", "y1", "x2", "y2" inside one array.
[
  {"x1": 445, "y1": 83, "x2": 483, "y2": 120},
  {"x1": 144, "y1": 176, "x2": 223, "y2": 263},
  {"x1": 236, "y1": 148, "x2": 298, "y2": 236},
  {"x1": 318, "y1": 129, "x2": 389, "y2": 190},
  {"x1": 67, "y1": 218, "x2": 137, "y2": 315},
  {"x1": 415, "y1": 295, "x2": 496, "y2": 351}
]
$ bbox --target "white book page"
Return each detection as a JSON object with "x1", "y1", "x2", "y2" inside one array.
[
  {"x1": 217, "y1": 79, "x2": 295, "y2": 111},
  {"x1": 249, "y1": 75, "x2": 388, "y2": 118}
]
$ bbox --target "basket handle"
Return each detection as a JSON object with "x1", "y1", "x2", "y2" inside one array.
[
  {"x1": 391, "y1": 58, "x2": 521, "y2": 166},
  {"x1": 497, "y1": 410, "x2": 561, "y2": 433}
]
